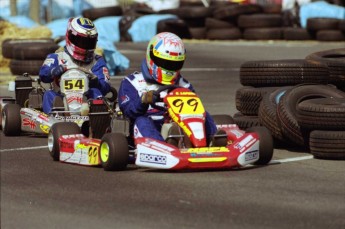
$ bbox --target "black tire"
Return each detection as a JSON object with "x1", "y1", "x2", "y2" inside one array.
[
  {"x1": 161, "y1": 6, "x2": 212, "y2": 19},
  {"x1": 10, "y1": 59, "x2": 43, "y2": 76},
  {"x1": 82, "y1": 6, "x2": 123, "y2": 21},
  {"x1": 262, "y1": 4, "x2": 282, "y2": 14},
  {"x1": 236, "y1": 86, "x2": 278, "y2": 115},
  {"x1": 205, "y1": 17, "x2": 235, "y2": 29},
  {"x1": 233, "y1": 112, "x2": 262, "y2": 129},
  {"x1": 306, "y1": 18, "x2": 341, "y2": 31},
  {"x1": 212, "y1": 114, "x2": 235, "y2": 125},
  {"x1": 339, "y1": 20, "x2": 345, "y2": 31},
  {"x1": 2, "y1": 38, "x2": 55, "y2": 59},
  {"x1": 12, "y1": 42, "x2": 60, "y2": 60},
  {"x1": 206, "y1": 28, "x2": 242, "y2": 40},
  {"x1": 240, "y1": 59, "x2": 329, "y2": 87},
  {"x1": 243, "y1": 28, "x2": 282, "y2": 40},
  {"x1": 237, "y1": 14, "x2": 282, "y2": 28},
  {"x1": 277, "y1": 84, "x2": 345, "y2": 146},
  {"x1": 316, "y1": 30, "x2": 345, "y2": 42},
  {"x1": 2, "y1": 104, "x2": 21, "y2": 136},
  {"x1": 48, "y1": 122, "x2": 81, "y2": 161},
  {"x1": 296, "y1": 98, "x2": 345, "y2": 130},
  {"x1": 305, "y1": 48, "x2": 345, "y2": 89},
  {"x1": 246, "y1": 126, "x2": 274, "y2": 165},
  {"x1": 100, "y1": 133, "x2": 129, "y2": 171},
  {"x1": 309, "y1": 130, "x2": 345, "y2": 160},
  {"x1": 157, "y1": 18, "x2": 192, "y2": 39},
  {"x1": 258, "y1": 86, "x2": 292, "y2": 142},
  {"x1": 189, "y1": 27, "x2": 207, "y2": 39},
  {"x1": 283, "y1": 27, "x2": 314, "y2": 40},
  {"x1": 213, "y1": 4, "x2": 262, "y2": 19}
]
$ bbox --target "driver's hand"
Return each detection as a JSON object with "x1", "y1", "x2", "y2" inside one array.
[
  {"x1": 141, "y1": 90, "x2": 158, "y2": 104},
  {"x1": 51, "y1": 65, "x2": 66, "y2": 79}
]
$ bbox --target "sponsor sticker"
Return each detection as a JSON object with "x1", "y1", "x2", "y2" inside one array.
[
  {"x1": 22, "y1": 118, "x2": 36, "y2": 129},
  {"x1": 103, "y1": 67, "x2": 110, "y2": 81},
  {"x1": 140, "y1": 153, "x2": 167, "y2": 165},
  {"x1": 183, "y1": 147, "x2": 229, "y2": 154},
  {"x1": 43, "y1": 58, "x2": 55, "y2": 67},
  {"x1": 245, "y1": 150, "x2": 259, "y2": 161},
  {"x1": 40, "y1": 124, "x2": 50, "y2": 134}
]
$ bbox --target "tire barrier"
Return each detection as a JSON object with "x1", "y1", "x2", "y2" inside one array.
[{"x1": 235, "y1": 48, "x2": 345, "y2": 159}]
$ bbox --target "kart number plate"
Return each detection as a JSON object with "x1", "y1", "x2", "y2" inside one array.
[
  {"x1": 167, "y1": 97, "x2": 205, "y2": 115},
  {"x1": 63, "y1": 79, "x2": 85, "y2": 92}
]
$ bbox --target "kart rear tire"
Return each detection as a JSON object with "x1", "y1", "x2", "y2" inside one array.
[
  {"x1": 246, "y1": 126, "x2": 273, "y2": 165},
  {"x1": 2, "y1": 104, "x2": 21, "y2": 136},
  {"x1": 100, "y1": 133, "x2": 129, "y2": 171},
  {"x1": 48, "y1": 122, "x2": 81, "y2": 161}
]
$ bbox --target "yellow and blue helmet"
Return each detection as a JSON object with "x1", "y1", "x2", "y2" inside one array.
[{"x1": 146, "y1": 32, "x2": 186, "y2": 85}]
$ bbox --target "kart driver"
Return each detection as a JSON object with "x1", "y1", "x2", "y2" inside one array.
[
  {"x1": 39, "y1": 17, "x2": 111, "y2": 114},
  {"x1": 118, "y1": 32, "x2": 217, "y2": 143}
]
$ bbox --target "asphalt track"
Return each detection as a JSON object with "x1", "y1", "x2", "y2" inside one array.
[{"x1": 1, "y1": 40, "x2": 345, "y2": 229}]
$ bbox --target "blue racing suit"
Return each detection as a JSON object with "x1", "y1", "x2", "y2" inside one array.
[
  {"x1": 39, "y1": 47, "x2": 111, "y2": 114},
  {"x1": 118, "y1": 59, "x2": 217, "y2": 142}
]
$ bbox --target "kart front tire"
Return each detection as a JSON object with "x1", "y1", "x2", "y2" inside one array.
[
  {"x1": 100, "y1": 133, "x2": 129, "y2": 171},
  {"x1": 48, "y1": 122, "x2": 81, "y2": 161},
  {"x1": 246, "y1": 126, "x2": 274, "y2": 165},
  {"x1": 2, "y1": 104, "x2": 21, "y2": 136}
]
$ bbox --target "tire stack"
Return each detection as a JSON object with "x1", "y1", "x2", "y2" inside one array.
[
  {"x1": 160, "y1": 6, "x2": 214, "y2": 39},
  {"x1": 81, "y1": 3, "x2": 345, "y2": 41},
  {"x1": 238, "y1": 13, "x2": 283, "y2": 40},
  {"x1": 82, "y1": 6, "x2": 123, "y2": 21},
  {"x1": 301, "y1": 48, "x2": 345, "y2": 160},
  {"x1": 306, "y1": 18, "x2": 345, "y2": 42},
  {"x1": 2, "y1": 39, "x2": 60, "y2": 76},
  {"x1": 211, "y1": 3, "x2": 263, "y2": 40},
  {"x1": 234, "y1": 48, "x2": 345, "y2": 160}
]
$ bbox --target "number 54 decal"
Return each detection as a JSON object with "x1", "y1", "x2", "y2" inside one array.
[{"x1": 64, "y1": 79, "x2": 85, "y2": 90}]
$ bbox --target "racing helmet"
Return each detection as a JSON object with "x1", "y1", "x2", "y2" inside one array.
[
  {"x1": 65, "y1": 17, "x2": 98, "y2": 63},
  {"x1": 146, "y1": 32, "x2": 186, "y2": 85}
]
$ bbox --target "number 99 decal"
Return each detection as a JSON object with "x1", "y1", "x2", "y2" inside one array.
[{"x1": 167, "y1": 97, "x2": 205, "y2": 114}]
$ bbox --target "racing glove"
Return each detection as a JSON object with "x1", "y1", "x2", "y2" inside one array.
[
  {"x1": 141, "y1": 90, "x2": 158, "y2": 105},
  {"x1": 50, "y1": 65, "x2": 66, "y2": 79}
]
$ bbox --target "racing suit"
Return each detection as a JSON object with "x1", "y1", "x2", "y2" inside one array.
[
  {"x1": 118, "y1": 59, "x2": 217, "y2": 142},
  {"x1": 39, "y1": 47, "x2": 111, "y2": 114}
]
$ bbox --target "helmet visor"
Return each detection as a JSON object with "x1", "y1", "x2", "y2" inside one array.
[
  {"x1": 68, "y1": 30, "x2": 97, "y2": 50},
  {"x1": 150, "y1": 49, "x2": 184, "y2": 71}
]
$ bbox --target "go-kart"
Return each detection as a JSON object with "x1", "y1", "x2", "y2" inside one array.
[
  {"x1": 48, "y1": 85, "x2": 274, "y2": 171},
  {"x1": 1, "y1": 67, "x2": 116, "y2": 138}
]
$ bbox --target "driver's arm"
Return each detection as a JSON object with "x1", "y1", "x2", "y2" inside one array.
[
  {"x1": 177, "y1": 75, "x2": 195, "y2": 92},
  {"x1": 39, "y1": 53, "x2": 60, "y2": 83},
  {"x1": 91, "y1": 55, "x2": 111, "y2": 95},
  {"x1": 118, "y1": 76, "x2": 149, "y2": 120}
]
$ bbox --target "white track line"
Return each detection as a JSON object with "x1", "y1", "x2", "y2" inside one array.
[
  {"x1": 269, "y1": 155, "x2": 313, "y2": 165},
  {"x1": 0, "y1": 145, "x2": 48, "y2": 152}
]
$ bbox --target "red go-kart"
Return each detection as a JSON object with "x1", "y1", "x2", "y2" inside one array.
[{"x1": 48, "y1": 85, "x2": 274, "y2": 171}]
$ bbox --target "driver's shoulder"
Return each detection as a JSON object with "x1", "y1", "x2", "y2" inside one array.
[{"x1": 126, "y1": 71, "x2": 144, "y2": 82}]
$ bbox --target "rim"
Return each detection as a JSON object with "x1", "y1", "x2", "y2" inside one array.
[
  {"x1": 100, "y1": 142, "x2": 109, "y2": 163},
  {"x1": 2, "y1": 111, "x2": 6, "y2": 130},
  {"x1": 48, "y1": 132, "x2": 54, "y2": 152}
]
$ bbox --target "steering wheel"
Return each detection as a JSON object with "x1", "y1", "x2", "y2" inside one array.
[
  {"x1": 106, "y1": 86, "x2": 117, "y2": 103},
  {"x1": 150, "y1": 85, "x2": 182, "y2": 111},
  {"x1": 64, "y1": 66, "x2": 98, "y2": 80}
]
